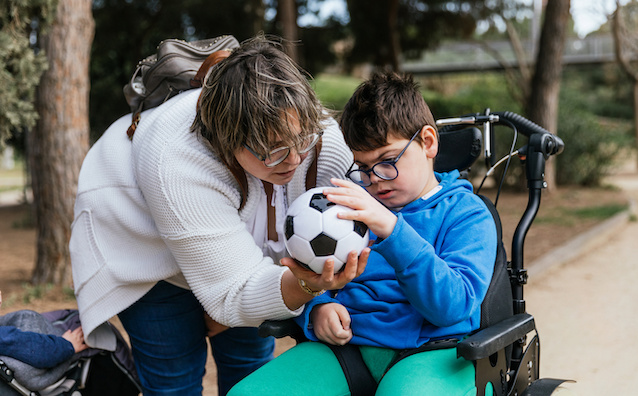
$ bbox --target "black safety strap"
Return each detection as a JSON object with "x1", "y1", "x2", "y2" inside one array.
[
  {"x1": 328, "y1": 339, "x2": 459, "y2": 395},
  {"x1": 327, "y1": 344, "x2": 377, "y2": 396}
]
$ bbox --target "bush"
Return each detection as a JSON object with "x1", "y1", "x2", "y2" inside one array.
[{"x1": 555, "y1": 91, "x2": 632, "y2": 186}]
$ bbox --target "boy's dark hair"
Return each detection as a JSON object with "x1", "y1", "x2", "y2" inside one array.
[{"x1": 339, "y1": 71, "x2": 437, "y2": 152}]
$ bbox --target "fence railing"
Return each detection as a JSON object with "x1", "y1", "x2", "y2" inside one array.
[{"x1": 402, "y1": 34, "x2": 624, "y2": 74}]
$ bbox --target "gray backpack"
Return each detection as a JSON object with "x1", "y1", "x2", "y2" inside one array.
[{"x1": 123, "y1": 35, "x2": 240, "y2": 139}]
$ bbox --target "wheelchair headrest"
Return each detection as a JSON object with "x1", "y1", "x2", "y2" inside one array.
[{"x1": 434, "y1": 126, "x2": 482, "y2": 173}]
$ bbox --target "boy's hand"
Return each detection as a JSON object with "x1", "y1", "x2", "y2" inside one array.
[
  {"x1": 310, "y1": 303, "x2": 352, "y2": 345},
  {"x1": 324, "y1": 178, "x2": 398, "y2": 239},
  {"x1": 62, "y1": 327, "x2": 89, "y2": 353}
]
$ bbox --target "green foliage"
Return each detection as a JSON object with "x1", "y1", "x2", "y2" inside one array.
[
  {"x1": 555, "y1": 89, "x2": 632, "y2": 186},
  {"x1": 0, "y1": 0, "x2": 57, "y2": 146},
  {"x1": 311, "y1": 73, "x2": 362, "y2": 110},
  {"x1": 346, "y1": 0, "x2": 511, "y2": 66},
  {"x1": 562, "y1": 65, "x2": 634, "y2": 120},
  {"x1": 20, "y1": 282, "x2": 52, "y2": 304},
  {"x1": 419, "y1": 73, "x2": 522, "y2": 119}
]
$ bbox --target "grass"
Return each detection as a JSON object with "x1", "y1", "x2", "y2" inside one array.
[
  {"x1": 311, "y1": 73, "x2": 363, "y2": 110},
  {"x1": 1, "y1": 283, "x2": 77, "y2": 308},
  {"x1": 535, "y1": 203, "x2": 629, "y2": 226}
]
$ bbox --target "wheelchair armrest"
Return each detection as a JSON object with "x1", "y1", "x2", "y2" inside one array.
[
  {"x1": 457, "y1": 313, "x2": 535, "y2": 361},
  {"x1": 258, "y1": 318, "x2": 305, "y2": 340}
]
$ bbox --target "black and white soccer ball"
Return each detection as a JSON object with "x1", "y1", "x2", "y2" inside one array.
[{"x1": 284, "y1": 187, "x2": 370, "y2": 273}]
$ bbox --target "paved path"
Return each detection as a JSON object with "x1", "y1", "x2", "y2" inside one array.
[{"x1": 525, "y1": 163, "x2": 638, "y2": 395}]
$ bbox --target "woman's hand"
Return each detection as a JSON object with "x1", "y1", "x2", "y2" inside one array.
[
  {"x1": 281, "y1": 248, "x2": 369, "y2": 292},
  {"x1": 204, "y1": 313, "x2": 229, "y2": 337},
  {"x1": 310, "y1": 303, "x2": 352, "y2": 345},
  {"x1": 323, "y1": 178, "x2": 397, "y2": 239},
  {"x1": 279, "y1": 248, "x2": 369, "y2": 311}
]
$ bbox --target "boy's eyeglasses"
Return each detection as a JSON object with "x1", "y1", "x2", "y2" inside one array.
[
  {"x1": 346, "y1": 128, "x2": 421, "y2": 187},
  {"x1": 244, "y1": 131, "x2": 323, "y2": 168}
]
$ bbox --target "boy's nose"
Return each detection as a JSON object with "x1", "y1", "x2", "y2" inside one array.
[{"x1": 368, "y1": 172, "x2": 383, "y2": 184}]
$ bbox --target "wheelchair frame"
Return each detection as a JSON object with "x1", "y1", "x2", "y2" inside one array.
[{"x1": 259, "y1": 109, "x2": 571, "y2": 395}]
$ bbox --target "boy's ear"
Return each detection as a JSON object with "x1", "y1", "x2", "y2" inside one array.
[{"x1": 420, "y1": 126, "x2": 438, "y2": 158}]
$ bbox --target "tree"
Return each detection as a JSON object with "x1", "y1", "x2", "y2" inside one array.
[
  {"x1": 29, "y1": 0, "x2": 94, "y2": 285},
  {"x1": 345, "y1": 0, "x2": 507, "y2": 71},
  {"x1": 90, "y1": 0, "x2": 270, "y2": 137},
  {"x1": 612, "y1": 0, "x2": 638, "y2": 166},
  {"x1": 0, "y1": 1, "x2": 55, "y2": 146},
  {"x1": 278, "y1": 0, "x2": 299, "y2": 63},
  {"x1": 525, "y1": 0, "x2": 571, "y2": 191}
]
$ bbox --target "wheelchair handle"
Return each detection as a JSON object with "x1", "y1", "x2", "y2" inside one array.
[
  {"x1": 437, "y1": 111, "x2": 564, "y2": 158},
  {"x1": 493, "y1": 111, "x2": 564, "y2": 157}
]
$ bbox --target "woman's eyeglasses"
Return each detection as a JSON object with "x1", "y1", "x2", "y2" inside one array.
[
  {"x1": 346, "y1": 128, "x2": 421, "y2": 187},
  {"x1": 244, "y1": 131, "x2": 323, "y2": 168}
]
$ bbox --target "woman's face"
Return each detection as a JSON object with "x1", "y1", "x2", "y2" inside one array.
[{"x1": 235, "y1": 113, "x2": 310, "y2": 185}]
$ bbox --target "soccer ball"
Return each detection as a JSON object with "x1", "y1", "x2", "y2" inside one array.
[{"x1": 284, "y1": 187, "x2": 369, "y2": 273}]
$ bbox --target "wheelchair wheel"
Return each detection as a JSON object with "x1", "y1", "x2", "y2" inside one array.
[{"x1": 521, "y1": 379, "x2": 575, "y2": 396}]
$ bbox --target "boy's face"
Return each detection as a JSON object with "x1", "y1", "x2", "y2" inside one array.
[{"x1": 352, "y1": 126, "x2": 439, "y2": 209}]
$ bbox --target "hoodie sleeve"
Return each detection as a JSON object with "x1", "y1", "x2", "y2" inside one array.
[
  {"x1": 0, "y1": 326, "x2": 74, "y2": 369},
  {"x1": 373, "y1": 197, "x2": 497, "y2": 328}
]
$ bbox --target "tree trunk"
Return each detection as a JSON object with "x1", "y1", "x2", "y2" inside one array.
[
  {"x1": 634, "y1": 82, "x2": 638, "y2": 160},
  {"x1": 525, "y1": 0, "x2": 570, "y2": 191},
  {"x1": 246, "y1": 0, "x2": 266, "y2": 36},
  {"x1": 388, "y1": 0, "x2": 401, "y2": 71},
  {"x1": 29, "y1": 0, "x2": 94, "y2": 285},
  {"x1": 611, "y1": 0, "x2": 638, "y2": 169},
  {"x1": 279, "y1": 0, "x2": 298, "y2": 63}
]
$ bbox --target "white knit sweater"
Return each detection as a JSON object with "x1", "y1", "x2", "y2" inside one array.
[{"x1": 70, "y1": 89, "x2": 353, "y2": 348}]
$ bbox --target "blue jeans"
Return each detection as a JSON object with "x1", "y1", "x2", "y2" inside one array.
[{"x1": 118, "y1": 281, "x2": 275, "y2": 396}]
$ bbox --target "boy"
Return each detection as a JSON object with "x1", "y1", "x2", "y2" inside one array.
[{"x1": 229, "y1": 71, "x2": 497, "y2": 395}]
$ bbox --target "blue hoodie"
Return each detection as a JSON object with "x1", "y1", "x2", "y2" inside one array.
[{"x1": 296, "y1": 170, "x2": 498, "y2": 349}]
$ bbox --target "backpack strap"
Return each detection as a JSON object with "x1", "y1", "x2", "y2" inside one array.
[
  {"x1": 305, "y1": 136, "x2": 322, "y2": 190},
  {"x1": 191, "y1": 50, "x2": 232, "y2": 88},
  {"x1": 327, "y1": 344, "x2": 377, "y2": 396}
]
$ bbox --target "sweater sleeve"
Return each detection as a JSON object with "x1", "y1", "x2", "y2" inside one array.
[
  {"x1": 132, "y1": 93, "x2": 300, "y2": 327},
  {"x1": 0, "y1": 326, "x2": 74, "y2": 369}
]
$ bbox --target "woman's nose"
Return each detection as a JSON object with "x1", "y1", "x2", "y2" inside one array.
[{"x1": 285, "y1": 148, "x2": 303, "y2": 165}]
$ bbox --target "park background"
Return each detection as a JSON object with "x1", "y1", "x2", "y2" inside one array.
[{"x1": 1, "y1": 0, "x2": 638, "y2": 394}]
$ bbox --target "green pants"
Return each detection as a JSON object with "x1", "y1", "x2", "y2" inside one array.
[{"x1": 229, "y1": 341, "x2": 491, "y2": 395}]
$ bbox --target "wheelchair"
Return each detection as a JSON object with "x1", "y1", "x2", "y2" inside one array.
[{"x1": 259, "y1": 109, "x2": 572, "y2": 395}]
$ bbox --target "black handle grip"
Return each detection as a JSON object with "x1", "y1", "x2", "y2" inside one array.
[{"x1": 493, "y1": 111, "x2": 564, "y2": 156}]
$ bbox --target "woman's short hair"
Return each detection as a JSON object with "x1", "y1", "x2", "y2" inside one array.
[{"x1": 192, "y1": 35, "x2": 327, "y2": 166}]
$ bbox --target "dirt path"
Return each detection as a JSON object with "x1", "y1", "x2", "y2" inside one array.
[{"x1": 525, "y1": 166, "x2": 638, "y2": 395}]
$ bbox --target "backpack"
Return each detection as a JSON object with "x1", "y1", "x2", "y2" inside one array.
[{"x1": 123, "y1": 35, "x2": 240, "y2": 140}]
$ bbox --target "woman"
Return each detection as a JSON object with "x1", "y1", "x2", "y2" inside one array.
[{"x1": 70, "y1": 36, "x2": 368, "y2": 396}]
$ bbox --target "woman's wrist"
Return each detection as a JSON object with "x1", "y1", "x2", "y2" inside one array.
[
  {"x1": 298, "y1": 279, "x2": 325, "y2": 296},
  {"x1": 281, "y1": 270, "x2": 315, "y2": 310}
]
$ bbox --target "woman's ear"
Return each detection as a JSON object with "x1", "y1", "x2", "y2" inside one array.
[{"x1": 420, "y1": 126, "x2": 438, "y2": 158}]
